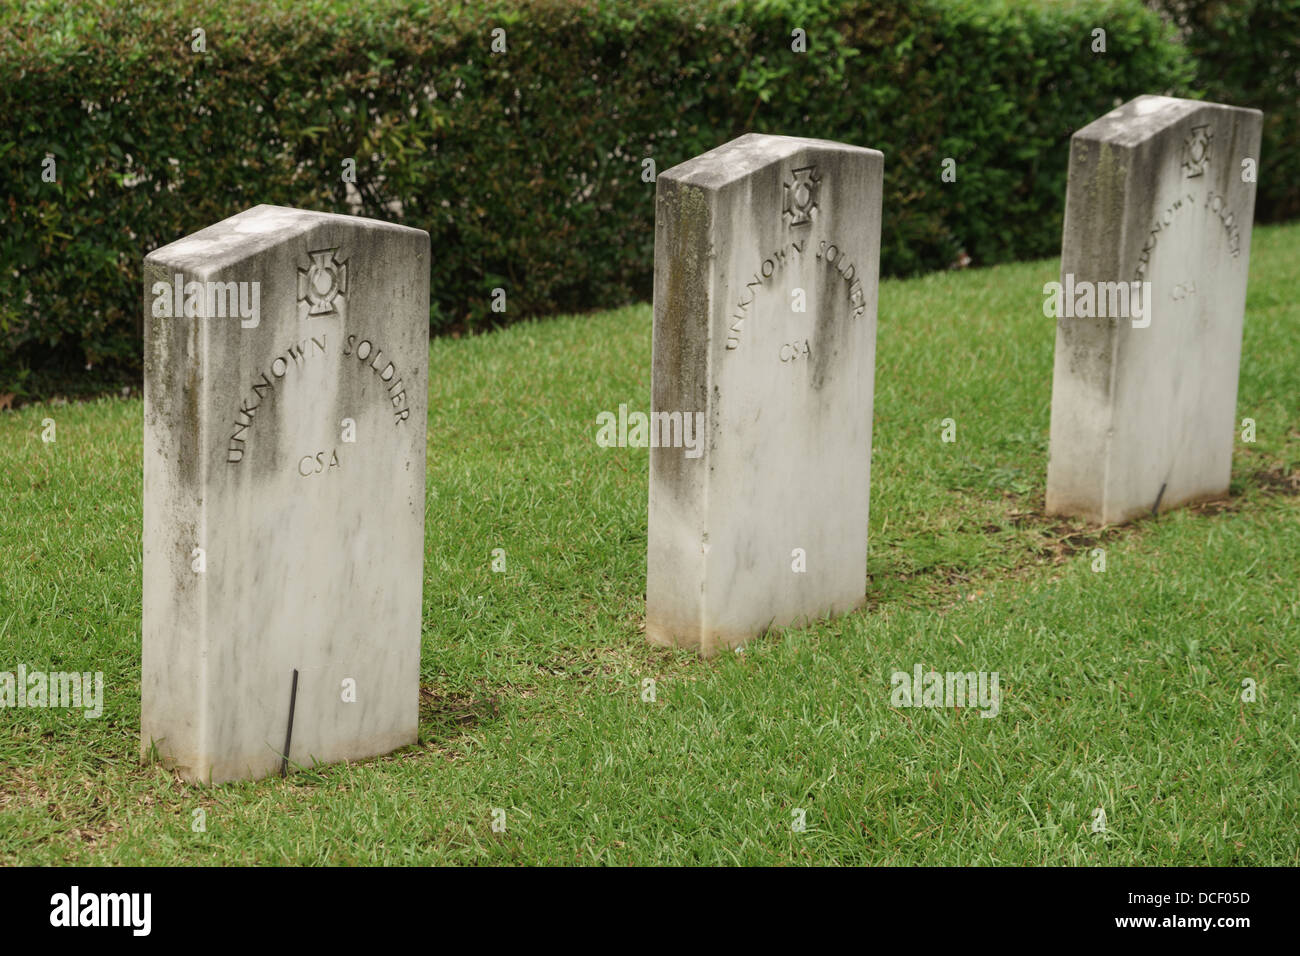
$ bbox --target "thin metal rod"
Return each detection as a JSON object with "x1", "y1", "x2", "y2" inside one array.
[
  {"x1": 281, "y1": 669, "x2": 299, "y2": 778},
  {"x1": 1152, "y1": 481, "x2": 1167, "y2": 516}
]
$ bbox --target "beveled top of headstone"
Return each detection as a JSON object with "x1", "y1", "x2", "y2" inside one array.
[
  {"x1": 662, "y1": 132, "x2": 880, "y2": 189},
  {"x1": 1073, "y1": 94, "x2": 1263, "y2": 148},
  {"x1": 146, "y1": 204, "x2": 425, "y2": 277}
]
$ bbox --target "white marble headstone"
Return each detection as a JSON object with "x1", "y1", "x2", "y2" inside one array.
[
  {"x1": 647, "y1": 133, "x2": 883, "y2": 655},
  {"x1": 142, "y1": 205, "x2": 429, "y2": 783},
  {"x1": 1047, "y1": 95, "x2": 1262, "y2": 524}
]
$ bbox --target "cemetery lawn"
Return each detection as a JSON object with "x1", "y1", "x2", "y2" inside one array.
[{"x1": 2, "y1": 222, "x2": 1297, "y2": 866}]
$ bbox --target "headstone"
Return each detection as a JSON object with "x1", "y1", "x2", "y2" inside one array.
[
  {"x1": 1047, "y1": 95, "x2": 1262, "y2": 524},
  {"x1": 647, "y1": 133, "x2": 883, "y2": 655},
  {"x1": 142, "y1": 205, "x2": 429, "y2": 783}
]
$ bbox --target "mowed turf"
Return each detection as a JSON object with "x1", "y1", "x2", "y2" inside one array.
[{"x1": 0, "y1": 223, "x2": 1296, "y2": 865}]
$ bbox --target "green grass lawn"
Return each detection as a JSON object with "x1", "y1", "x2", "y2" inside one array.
[{"x1": 1, "y1": 223, "x2": 1297, "y2": 865}]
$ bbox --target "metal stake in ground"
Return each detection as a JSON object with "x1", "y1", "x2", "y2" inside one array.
[{"x1": 281, "y1": 669, "x2": 299, "y2": 778}]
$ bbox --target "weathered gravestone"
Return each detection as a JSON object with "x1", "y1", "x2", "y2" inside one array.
[
  {"x1": 142, "y1": 205, "x2": 429, "y2": 782},
  {"x1": 647, "y1": 134, "x2": 883, "y2": 655},
  {"x1": 1047, "y1": 95, "x2": 1262, "y2": 524}
]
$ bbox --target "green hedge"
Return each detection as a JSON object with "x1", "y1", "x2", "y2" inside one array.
[
  {"x1": 1149, "y1": 0, "x2": 1300, "y2": 223},
  {"x1": 0, "y1": 0, "x2": 1198, "y2": 395}
]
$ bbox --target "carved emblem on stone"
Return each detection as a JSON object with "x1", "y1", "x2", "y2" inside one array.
[
  {"x1": 783, "y1": 166, "x2": 820, "y2": 227},
  {"x1": 1181, "y1": 125, "x2": 1212, "y2": 178},
  {"x1": 297, "y1": 248, "x2": 348, "y2": 317}
]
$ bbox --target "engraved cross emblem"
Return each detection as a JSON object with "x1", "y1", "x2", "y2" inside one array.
[
  {"x1": 297, "y1": 248, "x2": 348, "y2": 317},
  {"x1": 783, "y1": 166, "x2": 820, "y2": 227},
  {"x1": 1181, "y1": 125, "x2": 1212, "y2": 178}
]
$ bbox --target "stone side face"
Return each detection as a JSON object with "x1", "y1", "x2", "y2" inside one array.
[
  {"x1": 142, "y1": 205, "x2": 429, "y2": 783},
  {"x1": 1048, "y1": 96, "x2": 1262, "y2": 525},
  {"x1": 648, "y1": 134, "x2": 883, "y2": 655}
]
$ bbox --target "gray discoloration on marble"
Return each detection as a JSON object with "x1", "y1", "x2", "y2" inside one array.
[
  {"x1": 142, "y1": 205, "x2": 429, "y2": 783},
  {"x1": 1047, "y1": 96, "x2": 1262, "y2": 525},
  {"x1": 647, "y1": 134, "x2": 883, "y2": 655}
]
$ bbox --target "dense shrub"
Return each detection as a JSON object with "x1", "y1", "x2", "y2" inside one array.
[
  {"x1": 0, "y1": 0, "x2": 1197, "y2": 394},
  {"x1": 1149, "y1": 0, "x2": 1300, "y2": 223}
]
